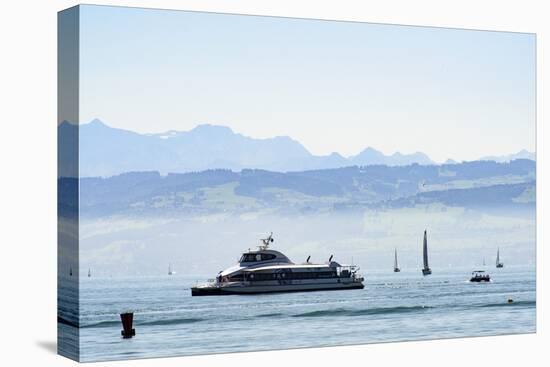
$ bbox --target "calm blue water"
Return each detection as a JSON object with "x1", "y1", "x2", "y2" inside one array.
[{"x1": 59, "y1": 266, "x2": 535, "y2": 362}]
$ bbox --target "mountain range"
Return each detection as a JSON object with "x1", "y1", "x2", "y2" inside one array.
[
  {"x1": 58, "y1": 119, "x2": 534, "y2": 177},
  {"x1": 61, "y1": 159, "x2": 535, "y2": 218},
  {"x1": 480, "y1": 149, "x2": 536, "y2": 162}
]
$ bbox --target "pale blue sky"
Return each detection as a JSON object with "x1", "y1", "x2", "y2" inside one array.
[{"x1": 79, "y1": 5, "x2": 535, "y2": 162}]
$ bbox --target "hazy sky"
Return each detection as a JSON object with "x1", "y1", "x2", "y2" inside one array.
[{"x1": 79, "y1": 5, "x2": 535, "y2": 162}]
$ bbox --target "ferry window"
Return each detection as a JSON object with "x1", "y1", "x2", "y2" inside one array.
[
  {"x1": 239, "y1": 254, "x2": 257, "y2": 262},
  {"x1": 289, "y1": 272, "x2": 337, "y2": 279},
  {"x1": 239, "y1": 253, "x2": 277, "y2": 262},
  {"x1": 248, "y1": 273, "x2": 271, "y2": 281},
  {"x1": 228, "y1": 274, "x2": 244, "y2": 281}
]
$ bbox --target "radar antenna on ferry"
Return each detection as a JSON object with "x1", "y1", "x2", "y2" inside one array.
[{"x1": 259, "y1": 232, "x2": 274, "y2": 250}]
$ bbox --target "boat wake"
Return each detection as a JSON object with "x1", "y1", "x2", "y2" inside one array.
[
  {"x1": 81, "y1": 320, "x2": 120, "y2": 329},
  {"x1": 256, "y1": 312, "x2": 284, "y2": 318},
  {"x1": 81, "y1": 317, "x2": 204, "y2": 329},
  {"x1": 138, "y1": 317, "x2": 204, "y2": 326},
  {"x1": 292, "y1": 305, "x2": 433, "y2": 318},
  {"x1": 480, "y1": 300, "x2": 535, "y2": 308},
  {"x1": 77, "y1": 300, "x2": 536, "y2": 330}
]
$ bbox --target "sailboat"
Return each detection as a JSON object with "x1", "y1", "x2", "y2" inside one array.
[
  {"x1": 422, "y1": 230, "x2": 432, "y2": 276},
  {"x1": 69, "y1": 267, "x2": 73, "y2": 277},
  {"x1": 88, "y1": 268, "x2": 91, "y2": 278},
  {"x1": 393, "y1": 248, "x2": 401, "y2": 272},
  {"x1": 168, "y1": 263, "x2": 175, "y2": 275},
  {"x1": 496, "y1": 248, "x2": 504, "y2": 268}
]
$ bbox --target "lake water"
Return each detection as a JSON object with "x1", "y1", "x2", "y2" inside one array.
[{"x1": 59, "y1": 266, "x2": 536, "y2": 362}]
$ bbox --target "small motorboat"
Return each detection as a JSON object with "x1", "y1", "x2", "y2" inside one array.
[{"x1": 470, "y1": 270, "x2": 491, "y2": 282}]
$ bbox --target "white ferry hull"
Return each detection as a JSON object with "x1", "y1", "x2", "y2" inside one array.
[{"x1": 192, "y1": 280, "x2": 364, "y2": 296}]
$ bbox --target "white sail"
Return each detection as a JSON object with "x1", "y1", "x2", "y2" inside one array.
[
  {"x1": 394, "y1": 249, "x2": 399, "y2": 269},
  {"x1": 423, "y1": 230, "x2": 429, "y2": 270},
  {"x1": 496, "y1": 248, "x2": 503, "y2": 267}
]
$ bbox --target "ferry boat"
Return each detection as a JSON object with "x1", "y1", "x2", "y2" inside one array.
[{"x1": 191, "y1": 233, "x2": 364, "y2": 296}]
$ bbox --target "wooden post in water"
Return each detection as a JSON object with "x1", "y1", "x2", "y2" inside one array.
[{"x1": 120, "y1": 312, "x2": 135, "y2": 338}]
